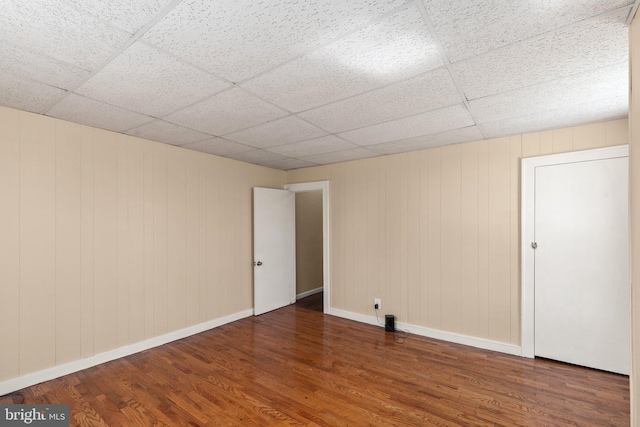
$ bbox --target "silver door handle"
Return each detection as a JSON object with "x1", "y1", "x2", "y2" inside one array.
[{"x1": 253, "y1": 261, "x2": 263, "y2": 266}]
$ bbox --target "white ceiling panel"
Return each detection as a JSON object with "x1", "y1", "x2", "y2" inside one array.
[
  {"x1": 0, "y1": 72, "x2": 67, "y2": 114},
  {"x1": 64, "y1": 0, "x2": 175, "y2": 33},
  {"x1": 267, "y1": 135, "x2": 357, "y2": 157},
  {"x1": 339, "y1": 104, "x2": 475, "y2": 146},
  {"x1": 125, "y1": 119, "x2": 212, "y2": 146},
  {"x1": 260, "y1": 158, "x2": 318, "y2": 170},
  {"x1": 0, "y1": 0, "x2": 130, "y2": 71},
  {"x1": 224, "y1": 149, "x2": 289, "y2": 165},
  {"x1": 241, "y1": 6, "x2": 443, "y2": 112},
  {"x1": 47, "y1": 94, "x2": 154, "y2": 133},
  {"x1": 367, "y1": 126, "x2": 484, "y2": 154},
  {"x1": 142, "y1": 0, "x2": 410, "y2": 82},
  {"x1": 181, "y1": 138, "x2": 254, "y2": 157},
  {"x1": 164, "y1": 88, "x2": 288, "y2": 136},
  {"x1": 470, "y1": 63, "x2": 628, "y2": 124},
  {"x1": 0, "y1": 42, "x2": 90, "y2": 90},
  {"x1": 300, "y1": 147, "x2": 377, "y2": 165},
  {"x1": 479, "y1": 96, "x2": 628, "y2": 139},
  {"x1": 423, "y1": 0, "x2": 633, "y2": 63},
  {"x1": 76, "y1": 42, "x2": 229, "y2": 118},
  {"x1": 225, "y1": 116, "x2": 328, "y2": 149},
  {"x1": 453, "y1": 10, "x2": 629, "y2": 100},
  {"x1": 298, "y1": 67, "x2": 461, "y2": 133}
]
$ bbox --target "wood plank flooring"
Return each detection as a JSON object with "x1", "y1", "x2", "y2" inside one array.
[{"x1": 1, "y1": 293, "x2": 629, "y2": 426}]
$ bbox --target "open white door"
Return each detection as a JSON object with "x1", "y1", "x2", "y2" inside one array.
[
  {"x1": 534, "y1": 156, "x2": 629, "y2": 374},
  {"x1": 253, "y1": 187, "x2": 295, "y2": 316}
]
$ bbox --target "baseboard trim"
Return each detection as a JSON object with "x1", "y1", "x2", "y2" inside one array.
[
  {"x1": 328, "y1": 308, "x2": 522, "y2": 357},
  {"x1": 296, "y1": 286, "x2": 323, "y2": 300},
  {"x1": 0, "y1": 309, "x2": 254, "y2": 397}
]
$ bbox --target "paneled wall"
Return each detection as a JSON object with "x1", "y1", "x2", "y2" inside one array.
[
  {"x1": 287, "y1": 118, "x2": 628, "y2": 345},
  {"x1": 0, "y1": 106, "x2": 284, "y2": 382}
]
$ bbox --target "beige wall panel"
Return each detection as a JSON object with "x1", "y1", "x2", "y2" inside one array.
[
  {"x1": 552, "y1": 127, "x2": 574, "y2": 153},
  {"x1": 153, "y1": 144, "x2": 169, "y2": 335},
  {"x1": 366, "y1": 159, "x2": 381, "y2": 314},
  {"x1": 573, "y1": 122, "x2": 607, "y2": 151},
  {"x1": 331, "y1": 164, "x2": 344, "y2": 309},
  {"x1": 116, "y1": 136, "x2": 130, "y2": 347},
  {"x1": 142, "y1": 141, "x2": 155, "y2": 338},
  {"x1": 399, "y1": 155, "x2": 409, "y2": 321},
  {"x1": 477, "y1": 140, "x2": 490, "y2": 338},
  {"x1": 80, "y1": 126, "x2": 95, "y2": 357},
  {"x1": 406, "y1": 153, "x2": 421, "y2": 324},
  {"x1": 167, "y1": 148, "x2": 188, "y2": 331},
  {"x1": 295, "y1": 190, "x2": 323, "y2": 295},
  {"x1": 384, "y1": 157, "x2": 403, "y2": 316},
  {"x1": 19, "y1": 112, "x2": 56, "y2": 374},
  {"x1": 426, "y1": 149, "x2": 442, "y2": 328},
  {"x1": 197, "y1": 155, "x2": 208, "y2": 324},
  {"x1": 539, "y1": 130, "x2": 554, "y2": 155},
  {"x1": 509, "y1": 137, "x2": 522, "y2": 344},
  {"x1": 55, "y1": 120, "x2": 82, "y2": 365},
  {"x1": 0, "y1": 107, "x2": 20, "y2": 381},
  {"x1": 418, "y1": 150, "x2": 430, "y2": 326},
  {"x1": 185, "y1": 151, "x2": 202, "y2": 325},
  {"x1": 126, "y1": 138, "x2": 145, "y2": 344},
  {"x1": 237, "y1": 164, "x2": 254, "y2": 312},
  {"x1": 629, "y1": 16, "x2": 639, "y2": 424},
  {"x1": 286, "y1": 165, "x2": 331, "y2": 184},
  {"x1": 521, "y1": 133, "x2": 541, "y2": 158},
  {"x1": 606, "y1": 118, "x2": 629, "y2": 146},
  {"x1": 204, "y1": 157, "x2": 221, "y2": 320},
  {"x1": 460, "y1": 142, "x2": 480, "y2": 337},
  {"x1": 342, "y1": 162, "x2": 356, "y2": 310},
  {"x1": 440, "y1": 145, "x2": 462, "y2": 333},
  {"x1": 93, "y1": 130, "x2": 119, "y2": 354},
  {"x1": 219, "y1": 161, "x2": 235, "y2": 315},
  {"x1": 487, "y1": 137, "x2": 512, "y2": 343},
  {"x1": 353, "y1": 161, "x2": 369, "y2": 313}
]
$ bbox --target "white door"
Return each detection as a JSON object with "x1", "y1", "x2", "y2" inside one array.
[
  {"x1": 253, "y1": 187, "x2": 295, "y2": 316},
  {"x1": 534, "y1": 157, "x2": 629, "y2": 374}
]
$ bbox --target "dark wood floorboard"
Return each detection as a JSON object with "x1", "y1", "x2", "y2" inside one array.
[{"x1": 1, "y1": 292, "x2": 629, "y2": 426}]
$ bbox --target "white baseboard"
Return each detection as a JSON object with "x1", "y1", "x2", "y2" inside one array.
[
  {"x1": 0, "y1": 309, "x2": 253, "y2": 397},
  {"x1": 328, "y1": 308, "x2": 522, "y2": 357},
  {"x1": 296, "y1": 286, "x2": 323, "y2": 300}
]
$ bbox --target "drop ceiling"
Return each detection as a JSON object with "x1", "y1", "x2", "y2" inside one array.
[{"x1": 0, "y1": 0, "x2": 634, "y2": 170}]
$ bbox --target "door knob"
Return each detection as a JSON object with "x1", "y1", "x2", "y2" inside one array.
[{"x1": 253, "y1": 261, "x2": 263, "y2": 266}]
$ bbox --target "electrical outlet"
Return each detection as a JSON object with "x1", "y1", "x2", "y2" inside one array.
[{"x1": 374, "y1": 298, "x2": 381, "y2": 309}]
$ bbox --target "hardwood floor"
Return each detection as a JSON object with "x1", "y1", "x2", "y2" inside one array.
[{"x1": 1, "y1": 293, "x2": 629, "y2": 426}]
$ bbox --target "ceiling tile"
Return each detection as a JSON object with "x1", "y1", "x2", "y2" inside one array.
[
  {"x1": 260, "y1": 158, "x2": 318, "y2": 170},
  {"x1": 224, "y1": 149, "x2": 289, "y2": 165},
  {"x1": 267, "y1": 135, "x2": 357, "y2": 157},
  {"x1": 76, "y1": 42, "x2": 229, "y2": 118},
  {"x1": 164, "y1": 88, "x2": 288, "y2": 136},
  {"x1": 479, "y1": 96, "x2": 628, "y2": 139},
  {"x1": 125, "y1": 120, "x2": 212, "y2": 146},
  {"x1": 64, "y1": 0, "x2": 175, "y2": 33},
  {"x1": 0, "y1": 42, "x2": 90, "y2": 90},
  {"x1": 339, "y1": 104, "x2": 474, "y2": 146},
  {"x1": 453, "y1": 10, "x2": 629, "y2": 100},
  {"x1": 469, "y1": 63, "x2": 628, "y2": 124},
  {"x1": 225, "y1": 116, "x2": 328, "y2": 149},
  {"x1": 0, "y1": 0, "x2": 130, "y2": 71},
  {"x1": 300, "y1": 147, "x2": 377, "y2": 164},
  {"x1": 298, "y1": 67, "x2": 461, "y2": 133},
  {"x1": 367, "y1": 126, "x2": 483, "y2": 154},
  {"x1": 241, "y1": 6, "x2": 443, "y2": 112},
  {"x1": 423, "y1": 0, "x2": 633, "y2": 63},
  {"x1": 47, "y1": 94, "x2": 154, "y2": 133},
  {"x1": 181, "y1": 138, "x2": 254, "y2": 157},
  {"x1": 142, "y1": 0, "x2": 409, "y2": 82},
  {"x1": 0, "y1": 71, "x2": 67, "y2": 114}
]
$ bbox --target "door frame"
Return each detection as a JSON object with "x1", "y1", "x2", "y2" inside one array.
[
  {"x1": 521, "y1": 145, "x2": 629, "y2": 358},
  {"x1": 284, "y1": 181, "x2": 330, "y2": 314}
]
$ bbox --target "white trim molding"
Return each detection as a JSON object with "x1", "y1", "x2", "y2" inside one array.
[
  {"x1": 0, "y1": 309, "x2": 253, "y2": 397},
  {"x1": 296, "y1": 286, "x2": 323, "y2": 300},
  {"x1": 328, "y1": 308, "x2": 522, "y2": 357},
  {"x1": 521, "y1": 145, "x2": 629, "y2": 358}
]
